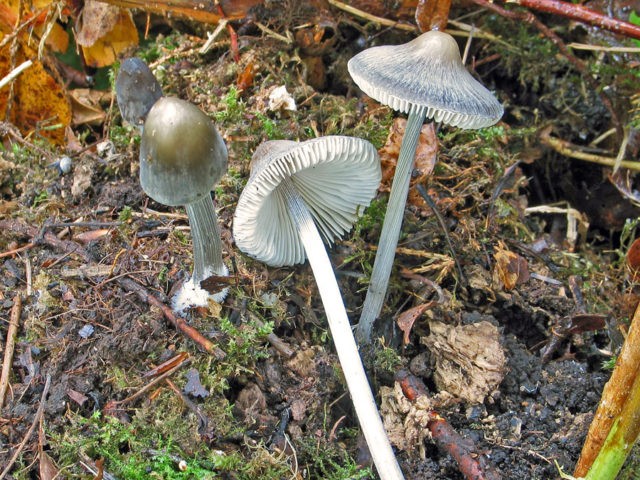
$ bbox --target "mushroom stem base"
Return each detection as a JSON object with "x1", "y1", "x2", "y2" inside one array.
[
  {"x1": 279, "y1": 178, "x2": 405, "y2": 480},
  {"x1": 357, "y1": 104, "x2": 428, "y2": 344},
  {"x1": 185, "y1": 194, "x2": 228, "y2": 285}
]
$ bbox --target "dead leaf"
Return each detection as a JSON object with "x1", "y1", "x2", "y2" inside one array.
[
  {"x1": 70, "y1": 89, "x2": 111, "y2": 126},
  {"x1": 75, "y1": 1, "x2": 138, "y2": 68},
  {"x1": 628, "y1": 238, "x2": 640, "y2": 282},
  {"x1": 74, "y1": 229, "x2": 110, "y2": 243},
  {"x1": 0, "y1": 42, "x2": 71, "y2": 145},
  {"x1": 421, "y1": 320, "x2": 506, "y2": 404},
  {"x1": 397, "y1": 302, "x2": 433, "y2": 345},
  {"x1": 379, "y1": 118, "x2": 437, "y2": 212},
  {"x1": 492, "y1": 243, "x2": 530, "y2": 291},
  {"x1": 67, "y1": 388, "x2": 88, "y2": 406},
  {"x1": 39, "y1": 450, "x2": 59, "y2": 480},
  {"x1": 415, "y1": 0, "x2": 451, "y2": 32}
]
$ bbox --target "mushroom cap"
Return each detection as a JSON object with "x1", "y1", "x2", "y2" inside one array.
[
  {"x1": 347, "y1": 30, "x2": 503, "y2": 129},
  {"x1": 233, "y1": 136, "x2": 381, "y2": 267},
  {"x1": 115, "y1": 57, "x2": 163, "y2": 127},
  {"x1": 140, "y1": 97, "x2": 228, "y2": 206}
]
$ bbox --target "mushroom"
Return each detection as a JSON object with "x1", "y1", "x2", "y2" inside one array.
[
  {"x1": 140, "y1": 96, "x2": 229, "y2": 312},
  {"x1": 233, "y1": 136, "x2": 405, "y2": 480},
  {"x1": 115, "y1": 57, "x2": 163, "y2": 128},
  {"x1": 348, "y1": 30, "x2": 503, "y2": 343}
]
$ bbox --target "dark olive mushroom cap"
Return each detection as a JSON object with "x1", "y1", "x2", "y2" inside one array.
[
  {"x1": 115, "y1": 57, "x2": 163, "y2": 127},
  {"x1": 140, "y1": 97, "x2": 227, "y2": 206},
  {"x1": 347, "y1": 30, "x2": 503, "y2": 129}
]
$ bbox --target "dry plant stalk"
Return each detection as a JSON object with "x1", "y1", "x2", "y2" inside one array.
[
  {"x1": 574, "y1": 301, "x2": 640, "y2": 476},
  {"x1": 0, "y1": 294, "x2": 21, "y2": 410}
]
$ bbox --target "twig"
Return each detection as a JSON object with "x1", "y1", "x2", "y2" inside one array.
[
  {"x1": 117, "y1": 277, "x2": 226, "y2": 359},
  {"x1": 568, "y1": 42, "x2": 640, "y2": 53},
  {"x1": 106, "y1": 358, "x2": 189, "y2": 408},
  {"x1": 0, "y1": 60, "x2": 33, "y2": 90},
  {"x1": 508, "y1": 0, "x2": 640, "y2": 40},
  {"x1": 0, "y1": 294, "x2": 22, "y2": 409},
  {"x1": 0, "y1": 242, "x2": 35, "y2": 259},
  {"x1": 540, "y1": 128, "x2": 640, "y2": 171},
  {"x1": 395, "y1": 370, "x2": 502, "y2": 480},
  {"x1": 0, "y1": 374, "x2": 52, "y2": 480}
]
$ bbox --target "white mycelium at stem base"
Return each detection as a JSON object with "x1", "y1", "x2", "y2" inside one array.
[
  {"x1": 348, "y1": 30, "x2": 503, "y2": 343},
  {"x1": 140, "y1": 96, "x2": 229, "y2": 312},
  {"x1": 233, "y1": 136, "x2": 404, "y2": 480}
]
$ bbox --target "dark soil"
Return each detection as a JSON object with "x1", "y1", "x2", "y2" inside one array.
[{"x1": 1, "y1": 1, "x2": 639, "y2": 479}]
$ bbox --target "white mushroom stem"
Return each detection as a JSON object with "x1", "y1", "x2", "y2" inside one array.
[
  {"x1": 279, "y1": 178, "x2": 405, "y2": 480},
  {"x1": 357, "y1": 103, "x2": 428, "y2": 344},
  {"x1": 184, "y1": 194, "x2": 228, "y2": 286}
]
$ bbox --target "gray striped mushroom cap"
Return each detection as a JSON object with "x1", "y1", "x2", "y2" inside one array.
[
  {"x1": 233, "y1": 136, "x2": 381, "y2": 267},
  {"x1": 347, "y1": 30, "x2": 503, "y2": 129}
]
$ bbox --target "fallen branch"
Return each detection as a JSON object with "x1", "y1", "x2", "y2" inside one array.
[
  {"x1": 0, "y1": 294, "x2": 21, "y2": 409},
  {"x1": 395, "y1": 369, "x2": 502, "y2": 480},
  {"x1": 0, "y1": 374, "x2": 51, "y2": 480},
  {"x1": 508, "y1": 0, "x2": 640, "y2": 40}
]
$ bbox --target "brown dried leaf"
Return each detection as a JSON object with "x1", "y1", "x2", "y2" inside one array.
[
  {"x1": 397, "y1": 302, "x2": 433, "y2": 345},
  {"x1": 74, "y1": 229, "x2": 110, "y2": 243},
  {"x1": 76, "y1": 1, "x2": 139, "y2": 68},
  {"x1": 67, "y1": 388, "x2": 88, "y2": 406},
  {"x1": 415, "y1": 0, "x2": 451, "y2": 32},
  {"x1": 492, "y1": 243, "x2": 530, "y2": 291},
  {"x1": 70, "y1": 88, "x2": 111, "y2": 126},
  {"x1": 39, "y1": 450, "x2": 60, "y2": 480},
  {"x1": 379, "y1": 118, "x2": 438, "y2": 211},
  {"x1": 421, "y1": 320, "x2": 506, "y2": 404}
]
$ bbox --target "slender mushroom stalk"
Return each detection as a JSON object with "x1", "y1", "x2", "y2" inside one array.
[
  {"x1": 233, "y1": 137, "x2": 405, "y2": 480},
  {"x1": 140, "y1": 96, "x2": 229, "y2": 312},
  {"x1": 348, "y1": 30, "x2": 503, "y2": 343}
]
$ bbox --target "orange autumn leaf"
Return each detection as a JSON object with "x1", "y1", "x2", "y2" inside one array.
[
  {"x1": 75, "y1": 0, "x2": 138, "y2": 68},
  {"x1": 0, "y1": 42, "x2": 71, "y2": 145},
  {"x1": 0, "y1": 0, "x2": 69, "y2": 53},
  {"x1": 492, "y1": 243, "x2": 530, "y2": 291}
]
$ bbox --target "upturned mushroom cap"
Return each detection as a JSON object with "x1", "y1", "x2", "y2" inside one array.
[
  {"x1": 140, "y1": 97, "x2": 227, "y2": 206},
  {"x1": 233, "y1": 136, "x2": 381, "y2": 267},
  {"x1": 115, "y1": 57, "x2": 163, "y2": 127},
  {"x1": 347, "y1": 30, "x2": 503, "y2": 129}
]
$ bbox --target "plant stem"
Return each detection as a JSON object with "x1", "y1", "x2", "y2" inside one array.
[
  {"x1": 585, "y1": 370, "x2": 640, "y2": 479},
  {"x1": 184, "y1": 194, "x2": 227, "y2": 285},
  {"x1": 280, "y1": 179, "x2": 405, "y2": 480},
  {"x1": 574, "y1": 304, "x2": 640, "y2": 476},
  {"x1": 357, "y1": 104, "x2": 427, "y2": 344}
]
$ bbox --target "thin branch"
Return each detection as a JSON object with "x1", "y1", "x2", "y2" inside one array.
[{"x1": 0, "y1": 294, "x2": 22, "y2": 409}]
